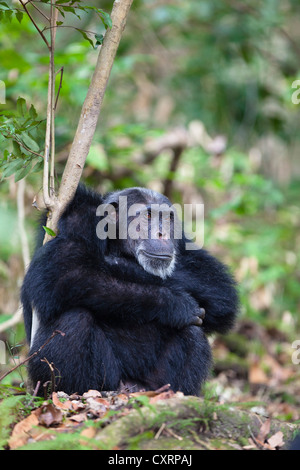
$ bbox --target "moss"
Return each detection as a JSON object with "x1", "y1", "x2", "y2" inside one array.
[
  {"x1": 128, "y1": 431, "x2": 155, "y2": 450},
  {"x1": 0, "y1": 395, "x2": 26, "y2": 449},
  {"x1": 218, "y1": 332, "x2": 250, "y2": 357},
  {"x1": 20, "y1": 434, "x2": 95, "y2": 451}
]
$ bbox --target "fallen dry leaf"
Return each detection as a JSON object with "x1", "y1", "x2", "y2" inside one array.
[
  {"x1": 249, "y1": 360, "x2": 268, "y2": 385},
  {"x1": 69, "y1": 412, "x2": 87, "y2": 423},
  {"x1": 257, "y1": 418, "x2": 271, "y2": 443},
  {"x1": 94, "y1": 397, "x2": 110, "y2": 407},
  {"x1": 82, "y1": 390, "x2": 102, "y2": 398},
  {"x1": 243, "y1": 443, "x2": 257, "y2": 450},
  {"x1": 79, "y1": 426, "x2": 97, "y2": 446},
  {"x1": 267, "y1": 431, "x2": 285, "y2": 449},
  {"x1": 149, "y1": 390, "x2": 175, "y2": 403},
  {"x1": 52, "y1": 391, "x2": 73, "y2": 411},
  {"x1": 38, "y1": 403, "x2": 63, "y2": 427},
  {"x1": 71, "y1": 400, "x2": 86, "y2": 412},
  {"x1": 80, "y1": 427, "x2": 97, "y2": 439},
  {"x1": 263, "y1": 355, "x2": 293, "y2": 384},
  {"x1": 9, "y1": 408, "x2": 41, "y2": 450}
]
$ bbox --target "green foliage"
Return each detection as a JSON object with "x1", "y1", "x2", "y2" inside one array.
[
  {"x1": 19, "y1": 432, "x2": 98, "y2": 450},
  {"x1": 0, "y1": 0, "x2": 112, "y2": 182},
  {"x1": 0, "y1": 97, "x2": 44, "y2": 182},
  {"x1": 53, "y1": 1, "x2": 112, "y2": 31},
  {"x1": 0, "y1": 203, "x2": 21, "y2": 260},
  {"x1": 129, "y1": 395, "x2": 157, "y2": 416},
  {"x1": 42, "y1": 226, "x2": 57, "y2": 238},
  {"x1": 0, "y1": 392, "x2": 25, "y2": 449},
  {"x1": 3, "y1": 0, "x2": 111, "y2": 48},
  {"x1": 0, "y1": 2, "x2": 24, "y2": 24},
  {"x1": 0, "y1": 0, "x2": 299, "y2": 334}
]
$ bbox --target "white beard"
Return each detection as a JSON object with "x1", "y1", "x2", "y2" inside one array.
[{"x1": 137, "y1": 247, "x2": 176, "y2": 280}]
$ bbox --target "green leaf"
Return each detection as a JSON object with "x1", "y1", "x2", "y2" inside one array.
[
  {"x1": 95, "y1": 34, "x2": 104, "y2": 47},
  {"x1": 61, "y1": 5, "x2": 80, "y2": 18},
  {"x1": 78, "y1": 29, "x2": 94, "y2": 48},
  {"x1": 12, "y1": 140, "x2": 22, "y2": 157},
  {"x1": 31, "y1": 158, "x2": 43, "y2": 173},
  {"x1": 56, "y1": 7, "x2": 65, "y2": 18},
  {"x1": 1, "y1": 159, "x2": 24, "y2": 178},
  {"x1": 21, "y1": 132, "x2": 40, "y2": 152},
  {"x1": 2, "y1": 149, "x2": 10, "y2": 160},
  {"x1": 99, "y1": 11, "x2": 112, "y2": 30},
  {"x1": 29, "y1": 104, "x2": 38, "y2": 119},
  {"x1": 17, "y1": 97, "x2": 27, "y2": 117},
  {"x1": 61, "y1": 5, "x2": 75, "y2": 12},
  {"x1": 4, "y1": 9, "x2": 12, "y2": 22},
  {"x1": 42, "y1": 226, "x2": 57, "y2": 237},
  {"x1": 14, "y1": 161, "x2": 32, "y2": 182},
  {"x1": 15, "y1": 10, "x2": 23, "y2": 23}
]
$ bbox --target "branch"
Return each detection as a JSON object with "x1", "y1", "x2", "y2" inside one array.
[
  {"x1": 14, "y1": 139, "x2": 44, "y2": 159},
  {"x1": 54, "y1": 67, "x2": 64, "y2": 110},
  {"x1": 0, "y1": 330, "x2": 65, "y2": 383},
  {"x1": 42, "y1": 55, "x2": 53, "y2": 208},
  {"x1": 163, "y1": 145, "x2": 185, "y2": 199},
  {"x1": 17, "y1": 179, "x2": 30, "y2": 270},
  {"x1": 3, "y1": 131, "x2": 45, "y2": 159},
  {"x1": 50, "y1": 3, "x2": 58, "y2": 198},
  {"x1": 0, "y1": 180, "x2": 30, "y2": 334},
  {"x1": 44, "y1": 0, "x2": 133, "y2": 241},
  {"x1": 41, "y1": 357, "x2": 56, "y2": 395},
  {"x1": 18, "y1": 0, "x2": 50, "y2": 48},
  {"x1": 43, "y1": 0, "x2": 58, "y2": 208},
  {"x1": 27, "y1": 0, "x2": 50, "y2": 22},
  {"x1": 0, "y1": 305, "x2": 23, "y2": 334}
]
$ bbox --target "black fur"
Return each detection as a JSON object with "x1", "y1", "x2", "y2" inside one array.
[
  {"x1": 290, "y1": 434, "x2": 300, "y2": 450},
  {"x1": 21, "y1": 185, "x2": 239, "y2": 395}
]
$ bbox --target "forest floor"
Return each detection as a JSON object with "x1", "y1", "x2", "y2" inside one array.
[{"x1": 0, "y1": 319, "x2": 299, "y2": 450}]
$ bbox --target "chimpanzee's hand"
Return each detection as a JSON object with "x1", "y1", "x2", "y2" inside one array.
[
  {"x1": 162, "y1": 291, "x2": 206, "y2": 330},
  {"x1": 190, "y1": 308, "x2": 206, "y2": 327}
]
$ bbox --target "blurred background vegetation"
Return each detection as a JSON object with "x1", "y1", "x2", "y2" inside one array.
[{"x1": 0, "y1": 0, "x2": 299, "y2": 409}]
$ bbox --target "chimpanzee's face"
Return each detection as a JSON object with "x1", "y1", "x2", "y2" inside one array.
[
  {"x1": 128, "y1": 203, "x2": 177, "y2": 279},
  {"x1": 104, "y1": 188, "x2": 179, "y2": 279}
]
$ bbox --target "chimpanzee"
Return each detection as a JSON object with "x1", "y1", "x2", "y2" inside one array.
[{"x1": 21, "y1": 184, "x2": 239, "y2": 396}]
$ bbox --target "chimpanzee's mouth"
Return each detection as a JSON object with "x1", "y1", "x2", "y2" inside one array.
[{"x1": 141, "y1": 251, "x2": 173, "y2": 261}]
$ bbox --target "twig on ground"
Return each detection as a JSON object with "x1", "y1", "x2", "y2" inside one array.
[
  {"x1": 41, "y1": 357, "x2": 56, "y2": 396},
  {"x1": 0, "y1": 330, "x2": 65, "y2": 383},
  {"x1": 27, "y1": 381, "x2": 41, "y2": 407}
]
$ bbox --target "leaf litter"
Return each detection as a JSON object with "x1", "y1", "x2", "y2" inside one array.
[{"x1": 8, "y1": 386, "x2": 181, "y2": 450}]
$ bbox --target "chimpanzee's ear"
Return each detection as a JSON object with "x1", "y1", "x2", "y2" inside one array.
[
  {"x1": 96, "y1": 202, "x2": 118, "y2": 225},
  {"x1": 104, "y1": 191, "x2": 122, "y2": 204},
  {"x1": 101, "y1": 191, "x2": 122, "y2": 223}
]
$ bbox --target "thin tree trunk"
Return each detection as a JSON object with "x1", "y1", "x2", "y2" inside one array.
[{"x1": 44, "y1": 0, "x2": 133, "y2": 242}]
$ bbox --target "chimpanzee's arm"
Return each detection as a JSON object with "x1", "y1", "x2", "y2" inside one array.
[
  {"x1": 168, "y1": 248, "x2": 239, "y2": 334},
  {"x1": 21, "y1": 237, "x2": 203, "y2": 332}
]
